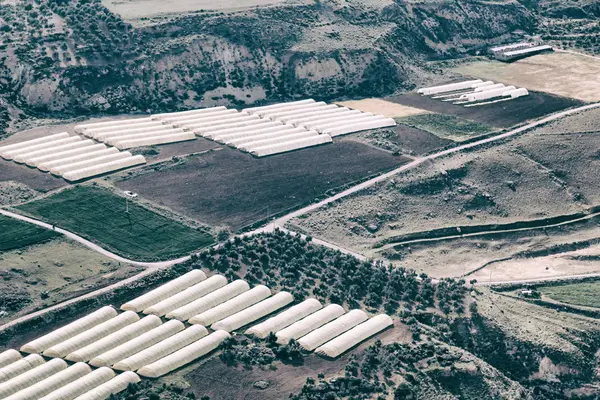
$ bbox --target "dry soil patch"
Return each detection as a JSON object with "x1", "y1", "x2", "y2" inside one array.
[{"x1": 337, "y1": 98, "x2": 429, "y2": 118}]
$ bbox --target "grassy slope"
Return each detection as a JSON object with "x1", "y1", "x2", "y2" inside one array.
[
  {"x1": 539, "y1": 281, "x2": 600, "y2": 308},
  {"x1": 397, "y1": 113, "x2": 494, "y2": 141},
  {"x1": 0, "y1": 214, "x2": 59, "y2": 251},
  {"x1": 16, "y1": 186, "x2": 213, "y2": 260}
]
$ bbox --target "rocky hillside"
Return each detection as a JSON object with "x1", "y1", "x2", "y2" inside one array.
[{"x1": 0, "y1": 0, "x2": 536, "y2": 135}]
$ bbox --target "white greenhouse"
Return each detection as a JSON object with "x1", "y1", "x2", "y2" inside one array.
[
  {"x1": 463, "y1": 86, "x2": 517, "y2": 102},
  {"x1": 2, "y1": 136, "x2": 81, "y2": 160},
  {"x1": 417, "y1": 80, "x2": 483, "y2": 95},
  {"x1": 166, "y1": 279, "x2": 250, "y2": 322},
  {"x1": 323, "y1": 119, "x2": 396, "y2": 137},
  {"x1": 214, "y1": 124, "x2": 294, "y2": 144},
  {"x1": 212, "y1": 291, "x2": 294, "y2": 332},
  {"x1": 113, "y1": 132, "x2": 196, "y2": 150},
  {"x1": 0, "y1": 349, "x2": 22, "y2": 368},
  {"x1": 137, "y1": 330, "x2": 231, "y2": 378},
  {"x1": 254, "y1": 102, "x2": 327, "y2": 118},
  {"x1": 473, "y1": 83, "x2": 505, "y2": 92},
  {"x1": 121, "y1": 270, "x2": 207, "y2": 313},
  {"x1": 75, "y1": 118, "x2": 153, "y2": 133},
  {"x1": 83, "y1": 121, "x2": 165, "y2": 137},
  {"x1": 51, "y1": 152, "x2": 133, "y2": 176},
  {"x1": 305, "y1": 114, "x2": 385, "y2": 134},
  {"x1": 151, "y1": 106, "x2": 227, "y2": 120},
  {"x1": 275, "y1": 304, "x2": 345, "y2": 345},
  {"x1": 243, "y1": 99, "x2": 316, "y2": 114},
  {"x1": 72, "y1": 371, "x2": 141, "y2": 400},
  {"x1": 43, "y1": 311, "x2": 140, "y2": 359},
  {"x1": 0, "y1": 358, "x2": 67, "y2": 399},
  {"x1": 246, "y1": 298, "x2": 322, "y2": 339},
  {"x1": 209, "y1": 121, "x2": 284, "y2": 142},
  {"x1": 281, "y1": 107, "x2": 354, "y2": 124},
  {"x1": 38, "y1": 148, "x2": 118, "y2": 172},
  {"x1": 62, "y1": 155, "x2": 147, "y2": 182},
  {"x1": 226, "y1": 128, "x2": 308, "y2": 148},
  {"x1": 298, "y1": 309, "x2": 369, "y2": 351},
  {"x1": 268, "y1": 104, "x2": 339, "y2": 121},
  {"x1": 66, "y1": 315, "x2": 162, "y2": 363},
  {"x1": 4, "y1": 362, "x2": 91, "y2": 400},
  {"x1": 21, "y1": 306, "x2": 118, "y2": 354},
  {"x1": 161, "y1": 109, "x2": 242, "y2": 125},
  {"x1": 39, "y1": 367, "x2": 116, "y2": 400},
  {"x1": 181, "y1": 114, "x2": 259, "y2": 131},
  {"x1": 188, "y1": 285, "x2": 271, "y2": 326},
  {"x1": 0, "y1": 132, "x2": 70, "y2": 154},
  {"x1": 315, "y1": 314, "x2": 393, "y2": 358},
  {"x1": 99, "y1": 127, "x2": 182, "y2": 143},
  {"x1": 13, "y1": 139, "x2": 94, "y2": 164},
  {"x1": 240, "y1": 131, "x2": 319, "y2": 152},
  {"x1": 28, "y1": 143, "x2": 109, "y2": 168},
  {"x1": 89, "y1": 320, "x2": 185, "y2": 368},
  {"x1": 112, "y1": 325, "x2": 208, "y2": 372},
  {"x1": 143, "y1": 274, "x2": 228, "y2": 317},
  {"x1": 250, "y1": 135, "x2": 332, "y2": 157},
  {"x1": 0, "y1": 354, "x2": 45, "y2": 383},
  {"x1": 290, "y1": 110, "x2": 363, "y2": 127},
  {"x1": 192, "y1": 117, "x2": 265, "y2": 136}
]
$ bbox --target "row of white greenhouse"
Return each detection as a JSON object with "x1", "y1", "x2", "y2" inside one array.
[
  {"x1": 418, "y1": 79, "x2": 529, "y2": 105},
  {"x1": 0, "y1": 133, "x2": 146, "y2": 182},
  {"x1": 0, "y1": 350, "x2": 140, "y2": 400}
]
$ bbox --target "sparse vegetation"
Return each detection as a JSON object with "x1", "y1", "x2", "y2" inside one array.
[
  {"x1": 397, "y1": 113, "x2": 493, "y2": 141},
  {"x1": 0, "y1": 214, "x2": 59, "y2": 251}
]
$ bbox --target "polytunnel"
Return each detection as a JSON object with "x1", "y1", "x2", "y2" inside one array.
[
  {"x1": 83, "y1": 121, "x2": 165, "y2": 137},
  {"x1": 323, "y1": 119, "x2": 396, "y2": 137},
  {"x1": 100, "y1": 127, "x2": 183, "y2": 144},
  {"x1": 112, "y1": 325, "x2": 208, "y2": 372},
  {"x1": 246, "y1": 298, "x2": 322, "y2": 339},
  {"x1": 0, "y1": 349, "x2": 22, "y2": 368},
  {"x1": 93, "y1": 124, "x2": 174, "y2": 141},
  {"x1": 0, "y1": 354, "x2": 45, "y2": 383},
  {"x1": 66, "y1": 315, "x2": 162, "y2": 362},
  {"x1": 137, "y1": 330, "x2": 231, "y2": 378},
  {"x1": 161, "y1": 109, "x2": 241, "y2": 124},
  {"x1": 4, "y1": 362, "x2": 91, "y2": 400},
  {"x1": 0, "y1": 132, "x2": 70, "y2": 154},
  {"x1": 315, "y1": 314, "x2": 394, "y2": 358},
  {"x1": 298, "y1": 309, "x2": 369, "y2": 351},
  {"x1": 43, "y1": 311, "x2": 140, "y2": 359},
  {"x1": 292, "y1": 110, "x2": 363, "y2": 127},
  {"x1": 113, "y1": 132, "x2": 196, "y2": 150},
  {"x1": 268, "y1": 104, "x2": 339, "y2": 122},
  {"x1": 254, "y1": 101, "x2": 327, "y2": 118},
  {"x1": 275, "y1": 304, "x2": 345, "y2": 345},
  {"x1": 13, "y1": 140, "x2": 94, "y2": 164},
  {"x1": 39, "y1": 367, "x2": 116, "y2": 400},
  {"x1": 240, "y1": 131, "x2": 319, "y2": 152},
  {"x1": 121, "y1": 270, "x2": 207, "y2": 313},
  {"x1": 151, "y1": 105, "x2": 227, "y2": 120},
  {"x1": 51, "y1": 152, "x2": 133, "y2": 176},
  {"x1": 38, "y1": 148, "x2": 118, "y2": 172},
  {"x1": 75, "y1": 118, "x2": 153, "y2": 133},
  {"x1": 227, "y1": 128, "x2": 308, "y2": 148},
  {"x1": 243, "y1": 99, "x2": 315, "y2": 114},
  {"x1": 166, "y1": 279, "x2": 250, "y2": 322},
  {"x1": 72, "y1": 371, "x2": 141, "y2": 400},
  {"x1": 21, "y1": 306, "x2": 118, "y2": 354},
  {"x1": 89, "y1": 319, "x2": 185, "y2": 367},
  {"x1": 28, "y1": 143, "x2": 108, "y2": 168},
  {"x1": 62, "y1": 156, "x2": 146, "y2": 182},
  {"x1": 212, "y1": 291, "x2": 294, "y2": 332},
  {"x1": 0, "y1": 358, "x2": 68, "y2": 399},
  {"x1": 250, "y1": 135, "x2": 332, "y2": 157},
  {"x1": 2, "y1": 136, "x2": 81, "y2": 160},
  {"x1": 143, "y1": 274, "x2": 228, "y2": 317},
  {"x1": 189, "y1": 285, "x2": 272, "y2": 326},
  {"x1": 417, "y1": 80, "x2": 483, "y2": 95}
]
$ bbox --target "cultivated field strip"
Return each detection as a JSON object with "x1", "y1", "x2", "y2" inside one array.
[
  {"x1": 419, "y1": 79, "x2": 529, "y2": 106},
  {"x1": 0, "y1": 133, "x2": 146, "y2": 183},
  {"x1": 3, "y1": 271, "x2": 392, "y2": 395}
]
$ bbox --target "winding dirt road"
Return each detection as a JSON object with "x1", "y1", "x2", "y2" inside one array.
[{"x1": 1, "y1": 102, "x2": 599, "y2": 332}]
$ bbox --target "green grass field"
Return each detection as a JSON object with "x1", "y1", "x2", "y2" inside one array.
[
  {"x1": 0, "y1": 215, "x2": 59, "y2": 251},
  {"x1": 539, "y1": 281, "x2": 600, "y2": 308},
  {"x1": 397, "y1": 113, "x2": 493, "y2": 141},
  {"x1": 17, "y1": 186, "x2": 214, "y2": 260}
]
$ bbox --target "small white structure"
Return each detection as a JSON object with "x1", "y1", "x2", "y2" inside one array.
[
  {"x1": 4, "y1": 362, "x2": 91, "y2": 400},
  {"x1": 462, "y1": 86, "x2": 517, "y2": 102},
  {"x1": 66, "y1": 315, "x2": 162, "y2": 362},
  {"x1": 43, "y1": 311, "x2": 140, "y2": 359},
  {"x1": 62, "y1": 155, "x2": 147, "y2": 182},
  {"x1": 246, "y1": 298, "x2": 322, "y2": 339},
  {"x1": 21, "y1": 306, "x2": 118, "y2": 354},
  {"x1": 0, "y1": 354, "x2": 45, "y2": 383},
  {"x1": 137, "y1": 330, "x2": 231, "y2": 378},
  {"x1": 211, "y1": 292, "x2": 294, "y2": 332},
  {"x1": 72, "y1": 371, "x2": 141, "y2": 400},
  {"x1": 417, "y1": 80, "x2": 483, "y2": 95},
  {"x1": 38, "y1": 367, "x2": 116, "y2": 400},
  {"x1": 121, "y1": 270, "x2": 207, "y2": 313},
  {"x1": 276, "y1": 304, "x2": 345, "y2": 345},
  {"x1": 315, "y1": 314, "x2": 393, "y2": 358},
  {"x1": 166, "y1": 280, "x2": 250, "y2": 322},
  {"x1": 112, "y1": 325, "x2": 208, "y2": 372},
  {"x1": 144, "y1": 275, "x2": 228, "y2": 317},
  {"x1": 89, "y1": 320, "x2": 185, "y2": 367},
  {"x1": 189, "y1": 285, "x2": 272, "y2": 326},
  {"x1": 0, "y1": 358, "x2": 68, "y2": 399},
  {"x1": 298, "y1": 309, "x2": 368, "y2": 351}
]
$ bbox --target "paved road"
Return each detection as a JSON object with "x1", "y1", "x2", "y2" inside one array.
[{"x1": 1, "y1": 101, "x2": 599, "y2": 333}]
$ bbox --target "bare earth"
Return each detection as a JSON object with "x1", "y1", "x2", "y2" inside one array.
[
  {"x1": 454, "y1": 52, "x2": 600, "y2": 102},
  {"x1": 336, "y1": 98, "x2": 429, "y2": 118}
]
